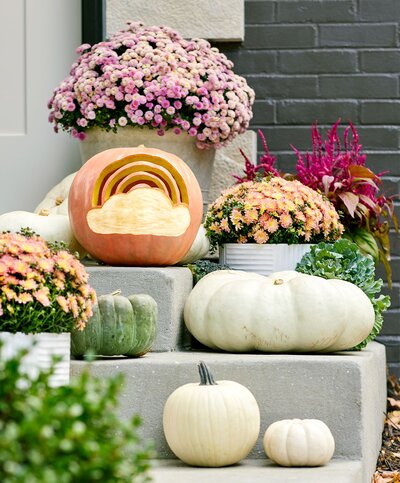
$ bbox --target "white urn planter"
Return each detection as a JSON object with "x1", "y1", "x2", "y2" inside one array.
[
  {"x1": 79, "y1": 127, "x2": 216, "y2": 210},
  {"x1": 0, "y1": 332, "x2": 70, "y2": 387},
  {"x1": 219, "y1": 243, "x2": 313, "y2": 276}
]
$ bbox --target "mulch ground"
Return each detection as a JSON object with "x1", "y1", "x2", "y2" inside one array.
[{"x1": 373, "y1": 375, "x2": 400, "y2": 482}]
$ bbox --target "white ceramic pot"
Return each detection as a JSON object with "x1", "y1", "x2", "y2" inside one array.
[
  {"x1": 79, "y1": 127, "x2": 216, "y2": 209},
  {"x1": 0, "y1": 332, "x2": 70, "y2": 387},
  {"x1": 219, "y1": 243, "x2": 313, "y2": 276}
]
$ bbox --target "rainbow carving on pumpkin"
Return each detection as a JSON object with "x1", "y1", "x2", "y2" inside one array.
[{"x1": 68, "y1": 147, "x2": 202, "y2": 266}]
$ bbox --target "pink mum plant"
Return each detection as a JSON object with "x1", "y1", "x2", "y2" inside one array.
[
  {"x1": 48, "y1": 21, "x2": 255, "y2": 150},
  {"x1": 0, "y1": 230, "x2": 96, "y2": 334}
]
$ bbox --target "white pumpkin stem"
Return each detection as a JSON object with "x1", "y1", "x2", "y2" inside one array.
[
  {"x1": 198, "y1": 361, "x2": 218, "y2": 386},
  {"x1": 110, "y1": 290, "x2": 122, "y2": 296}
]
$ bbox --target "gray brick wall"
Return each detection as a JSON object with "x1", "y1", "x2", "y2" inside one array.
[{"x1": 216, "y1": 0, "x2": 400, "y2": 373}]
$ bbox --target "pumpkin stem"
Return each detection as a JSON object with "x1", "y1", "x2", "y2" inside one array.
[
  {"x1": 274, "y1": 278, "x2": 284, "y2": 285},
  {"x1": 111, "y1": 290, "x2": 122, "y2": 296},
  {"x1": 198, "y1": 361, "x2": 218, "y2": 386}
]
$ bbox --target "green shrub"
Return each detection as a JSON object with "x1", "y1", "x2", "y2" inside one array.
[{"x1": 0, "y1": 343, "x2": 153, "y2": 482}]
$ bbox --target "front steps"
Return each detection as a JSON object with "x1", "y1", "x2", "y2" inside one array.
[
  {"x1": 150, "y1": 459, "x2": 363, "y2": 483},
  {"x1": 71, "y1": 343, "x2": 386, "y2": 483},
  {"x1": 75, "y1": 265, "x2": 387, "y2": 483}
]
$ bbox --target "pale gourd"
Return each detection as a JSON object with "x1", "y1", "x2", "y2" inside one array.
[
  {"x1": 263, "y1": 419, "x2": 335, "y2": 467},
  {"x1": 34, "y1": 172, "x2": 77, "y2": 215},
  {"x1": 184, "y1": 270, "x2": 375, "y2": 353},
  {"x1": 0, "y1": 210, "x2": 83, "y2": 256},
  {"x1": 163, "y1": 361, "x2": 260, "y2": 467},
  {"x1": 177, "y1": 225, "x2": 210, "y2": 265}
]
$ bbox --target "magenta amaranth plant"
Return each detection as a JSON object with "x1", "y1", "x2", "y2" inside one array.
[
  {"x1": 48, "y1": 21, "x2": 255, "y2": 150},
  {"x1": 292, "y1": 119, "x2": 398, "y2": 282},
  {"x1": 233, "y1": 129, "x2": 280, "y2": 183}
]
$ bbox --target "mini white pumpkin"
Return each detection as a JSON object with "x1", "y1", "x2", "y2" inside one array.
[
  {"x1": 184, "y1": 270, "x2": 375, "y2": 353},
  {"x1": 177, "y1": 225, "x2": 210, "y2": 265},
  {"x1": 263, "y1": 419, "x2": 335, "y2": 467},
  {"x1": 163, "y1": 361, "x2": 260, "y2": 467},
  {"x1": 0, "y1": 210, "x2": 83, "y2": 255},
  {"x1": 34, "y1": 172, "x2": 77, "y2": 215}
]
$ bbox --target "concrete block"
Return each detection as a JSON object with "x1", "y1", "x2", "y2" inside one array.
[
  {"x1": 248, "y1": 75, "x2": 318, "y2": 99},
  {"x1": 359, "y1": 0, "x2": 400, "y2": 21},
  {"x1": 85, "y1": 265, "x2": 193, "y2": 352},
  {"x1": 245, "y1": 1, "x2": 275, "y2": 24},
  {"x1": 244, "y1": 25, "x2": 317, "y2": 49},
  {"x1": 224, "y1": 50, "x2": 277, "y2": 75},
  {"x1": 279, "y1": 50, "x2": 357, "y2": 74},
  {"x1": 361, "y1": 101, "x2": 400, "y2": 124},
  {"x1": 71, "y1": 341, "x2": 386, "y2": 483},
  {"x1": 106, "y1": 0, "x2": 244, "y2": 41},
  {"x1": 150, "y1": 459, "x2": 363, "y2": 483},
  {"x1": 319, "y1": 74, "x2": 398, "y2": 99},
  {"x1": 252, "y1": 100, "x2": 275, "y2": 125},
  {"x1": 277, "y1": 0, "x2": 355, "y2": 23},
  {"x1": 360, "y1": 50, "x2": 400, "y2": 73},
  {"x1": 319, "y1": 24, "x2": 397, "y2": 48},
  {"x1": 366, "y1": 152, "x2": 400, "y2": 177},
  {"x1": 209, "y1": 130, "x2": 257, "y2": 202},
  {"x1": 352, "y1": 127, "x2": 400, "y2": 150},
  {"x1": 257, "y1": 126, "x2": 314, "y2": 151},
  {"x1": 277, "y1": 100, "x2": 359, "y2": 125}
]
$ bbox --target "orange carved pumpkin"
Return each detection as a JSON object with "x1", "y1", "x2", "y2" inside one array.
[{"x1": 68, "y1": 146, "x2": 203, "y2": 266}]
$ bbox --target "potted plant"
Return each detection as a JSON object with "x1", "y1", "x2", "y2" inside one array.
[
  {"x1": 234, "y1": 120, "x2": 398, "y2": 285},
  {"x1": 204, "y1": 177, "x2": 343, "y2": 275},
  {"x1": 0, "y1": 229, "x2": 96, "y2": 386},
  {"x1": 47, "y1": 21, "x2": 255, "y2": 205}
]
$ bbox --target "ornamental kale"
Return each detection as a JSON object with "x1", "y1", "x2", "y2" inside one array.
[
  {"x1": 187, "y1": 259, "x2": 232, "y2": 285},
  {"x1": 296, "y1": 238, "x2": 390, "y2": 350}
]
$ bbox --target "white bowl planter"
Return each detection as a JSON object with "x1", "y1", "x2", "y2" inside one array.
[
  {"x1": 0, "y1": 332, "x2": 70, "y2": 387},
  {"x1": 219, "y1": 243, "x2": 313, "y2": 276}
]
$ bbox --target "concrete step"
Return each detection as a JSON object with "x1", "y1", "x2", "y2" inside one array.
[
  {"x1": 84, "y1": 264, "x2": 193, "y2": 352},
  {"x1": 71, "y1": 342, "x2": 386, "y2": 483},
  {"x1": 150, "y1": 459, "x2": 363, "y2": 483}
]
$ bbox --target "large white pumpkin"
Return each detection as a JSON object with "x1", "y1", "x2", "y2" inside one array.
[
  {"x1": 184, "y1": 270, "x2": 375, "y2": 353},
  {"x1": 264, "y1": 419, "x2": 335, "y2": 467},
  {"x1": 177, "y1": 225, "x2": 210, "y2": 265},
  {"x1": 0, "y1": 210, "x2": 83, "y2": 256},
  {"x1": 34, "y1": 172, "x2": 77, "y2": 216},
  {"x1": 163, "y1": 361, "x2": 260, "y2": 467}
]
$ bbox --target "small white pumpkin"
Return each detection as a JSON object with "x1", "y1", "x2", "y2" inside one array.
[
  {"x1": 177, "y1": 225, "x2": 210, "y2": 265},
  {"x1": 184, "y1": 270, "x2": 375, "y2": 353},
  {"x1": 34, "y1": 172, "x2": 77, "y2": 215},
  {"x1": 163, "y1": 361, "x2": 260, "y2": 467},
  {"x1": 264, "y1": 419, "x2": 335, "y2": 467},
  {"x1": 0, "y1": 210, "x2": 83, "y2": 255}
]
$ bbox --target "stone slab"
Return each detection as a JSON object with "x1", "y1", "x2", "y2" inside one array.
[
  {"x1": 150, "y1": 459, "x2": 363, "y2": 483},
  {"x1": 84, "y1": 265, "x2": 193, "y2": 352},
  {"x1": 209, "y1": 130, "x2": 257, "y2": 203},
  {"x1": 71, "y1": 342, "x2": 386, "y2": 483},
  {"x1": 106, "y1": 0, "x2": 244, "y2": 42}
]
